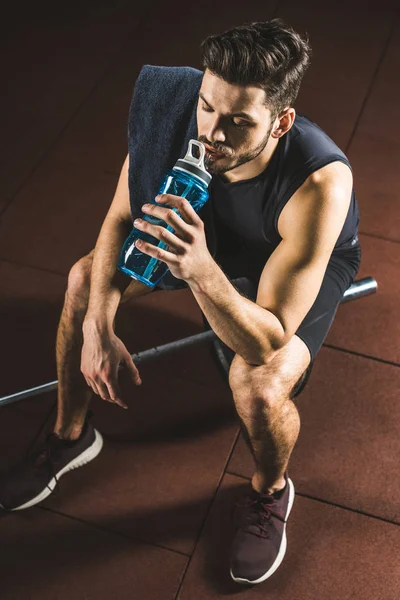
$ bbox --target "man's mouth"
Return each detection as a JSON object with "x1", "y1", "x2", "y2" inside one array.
[{"x1": 204, "y1": 145, "x2": 227, "y2": 158}]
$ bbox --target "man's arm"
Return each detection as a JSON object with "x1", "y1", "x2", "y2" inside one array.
[
  {"x1": 188, "y1": 161, "x2": 353, "y2": 365},
  {"x1": 83, "y1": 153, "x2": 155, "y2": 335}
]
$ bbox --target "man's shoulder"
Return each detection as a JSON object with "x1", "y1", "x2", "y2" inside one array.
[{"x1": 291, "y1": 114, "x2": 348, "y2": 160}]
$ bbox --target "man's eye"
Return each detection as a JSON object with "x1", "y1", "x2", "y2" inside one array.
[
  {"x1": 232, "y1": 119, "x2": 249, "y2": 129},
  {"x1": 201, "y1": 104, "x2": 249, "y2": 129}
]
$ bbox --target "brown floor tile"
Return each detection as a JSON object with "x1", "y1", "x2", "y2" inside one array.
[
  {"x1": 347, "y1": 20, "x2": 400, "y2": 242},
  {"x1": 228, "y1": 348, "x2": 400, "y2": 522},
  {"x1": 110, "y1": 0, "x2": 278, "y2": 81},
  {"x1": 110, "y1": 0, "x2": 396, "y2": 158},
  {"x1": 0, "y1": 2, "x2": 144, "y2": 207},
  {"x1": 38, "y1": 372, "x2": 239, "y2": 555},
  {"x1": 178, "y1": 473, "x2": 400, "y2": 599},
  {"x1": 0, "y1": 260, "x2": 66, "y2": 397},
  {"x1": 326, "y1": 233, "x2": 400, "y2": 364},
  {"x1": 49, "y1": 75, "x2": 134, "y2": 175},
  {"x1": 109, "y1": 7, "x2": 200, "y2": 80},
  {"x1": 115, "y1": 286, "x2": 230, "y2": 388},
  {"x1": 0, "y1": 507, "x2": 187, "y2": 600},
  {"x1": 0, "y1": 255, "x2": 225, "y2": 412},
  {"x1": 279, "y1": 0, "x2": 397, "y2": 150},
  {"x1": 1, "y1": 3, "x2": 399, "y2": 597},
  {"x1": 0, "y1": 397, "x2": 55, "y2": 474},
  {"x1": 0, "y1": 162, "x2": 119, "y2": 274}
]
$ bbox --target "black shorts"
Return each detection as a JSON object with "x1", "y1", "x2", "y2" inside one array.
[{"x1": 202, "y1": 244, "x2": 362, "y2": 398}]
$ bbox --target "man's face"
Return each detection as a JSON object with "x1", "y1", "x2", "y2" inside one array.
[{"x1": 196, "y1": 69, "x2": 276, "y2": 177}]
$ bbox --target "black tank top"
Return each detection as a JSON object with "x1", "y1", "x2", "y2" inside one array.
[{"x1": 209, "y1": 114, "x2": 360, "y2": 281}]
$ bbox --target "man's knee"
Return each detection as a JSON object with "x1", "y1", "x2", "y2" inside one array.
[
  {"x1": 229, "y1": 355, "x2": 285, "y2": 414},
  {"x1": 66, "y1": 250, "x2": 94, "y2": 309},
  {"x1": 229, "y1": 348, "x2": 309, "y2": 414}
]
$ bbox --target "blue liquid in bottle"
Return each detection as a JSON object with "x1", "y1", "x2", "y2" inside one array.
[{"x1": 118, "y1": 140, "x2": 211, "y2": 287}]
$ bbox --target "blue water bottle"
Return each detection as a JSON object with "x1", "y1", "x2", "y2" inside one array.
[{"x1": 118, "y1": 140, "x2": 212, "y2": 287}]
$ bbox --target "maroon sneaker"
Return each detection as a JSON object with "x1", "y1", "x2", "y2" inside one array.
[
  {"x1": 230, "y1": 472, "x2": 295, "y2": 585},
  {"x1": 0, "y1": 416, "x2": 103, "y2": 511}
]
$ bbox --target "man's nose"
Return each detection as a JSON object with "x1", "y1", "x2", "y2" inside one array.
[{"x1": 206, "y1": 117, "x2": 226, "y2": 144}]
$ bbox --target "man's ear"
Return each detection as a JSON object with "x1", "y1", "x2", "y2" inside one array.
[{"x1": 271, "y1": 108, "x2": 296, "y2": 138}]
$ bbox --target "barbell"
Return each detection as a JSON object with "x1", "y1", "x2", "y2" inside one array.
[{"x1": 0, "y1": 276, "x2": 377, "y2": 408}]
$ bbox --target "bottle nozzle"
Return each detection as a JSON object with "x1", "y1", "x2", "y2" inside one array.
[
  {"x1": 174, "y1": 139, "x2": 212, "y2": 186},
  {"x1": 185, "y1": 140, "x2": 207, "y2": 170}
]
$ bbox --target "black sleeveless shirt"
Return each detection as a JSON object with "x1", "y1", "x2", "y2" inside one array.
[{"x1": 209, "y1": 114, "x2": 360, "y2": 282}]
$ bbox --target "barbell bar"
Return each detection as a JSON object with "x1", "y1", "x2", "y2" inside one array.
[{"x1": 0, "y1": 276, "x2": 377, "y2": 408}]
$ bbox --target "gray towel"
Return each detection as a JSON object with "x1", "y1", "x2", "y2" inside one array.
[{"x1": 127, "y1": 64, "x2": 217, "y2": 290}]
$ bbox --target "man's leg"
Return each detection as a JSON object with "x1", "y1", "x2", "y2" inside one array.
[
  {"x1": 0, "y1": 250, "x2": 157, "y2": 510},
  {"x1": 53, "y1": 251, "x2": 95, "y2": 440},
  {"x1": 228, "y1": 334, "x2": 311, "y2": 584},
  {"x1": 228, "y1": 334, "x2": 311, "y2": 494},
  {"x1": 54, "y1": 249, "x2": 157, "y2": 440}
]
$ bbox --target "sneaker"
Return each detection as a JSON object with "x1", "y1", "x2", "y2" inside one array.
[
  {"x1": 0, "y1": 416, "x2": 103, "y2": 511},
  {"x1": 230, "y1": 472, "x2": 295, "y2": 585}
]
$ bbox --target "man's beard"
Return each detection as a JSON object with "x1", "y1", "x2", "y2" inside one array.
[{"x1": 198, "y1": 123, "x2": 273, "y2": 176}]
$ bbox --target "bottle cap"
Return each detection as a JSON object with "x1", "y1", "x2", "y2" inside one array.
[{"x1": 174, "y1": 140, "x2": 212, "y2": 186}]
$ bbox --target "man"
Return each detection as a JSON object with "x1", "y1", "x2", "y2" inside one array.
[{"x1": 0, "y1": 19, "x2": 361, "y2": 585}]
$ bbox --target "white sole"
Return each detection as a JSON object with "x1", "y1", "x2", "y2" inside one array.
[
  {"x1": 9, "y1": 429, "x2": 104, "y2": 511},
  {"x1": 230, "y1": 477, "x2": 295, "y2": 585}
]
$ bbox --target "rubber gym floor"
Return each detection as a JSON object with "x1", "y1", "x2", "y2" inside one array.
[{"x1": 0, "y1": 1, "x2": 399, "y2": 598}]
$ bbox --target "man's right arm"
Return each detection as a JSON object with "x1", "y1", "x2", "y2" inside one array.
[
  {"x1": 83, "y1": 153, "x2": 155, "y2": 335},
  {"x1": 80, "y1": 153, "x2": 158, "y2": 405}
]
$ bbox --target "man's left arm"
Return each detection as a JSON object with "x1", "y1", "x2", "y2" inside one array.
[{"x1": 187, "y1": 161, "x2": 353, "y2": 365}]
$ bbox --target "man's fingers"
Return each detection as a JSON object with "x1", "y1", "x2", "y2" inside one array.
[
  {"x1": 107, "y1": 377, "x2": 128, "y2": 410},
  {"x1": 125, "y1": 357, "x2": 142, "y2": 386},
  {"x1": 96, "y1": 377, "x2": 126, "y2": 409},
  {"x1": 96, "y1": 380, "x2": 112, "y2": 402},
  {"x1": 87, "y1": 378, "x2": 100, "y2": 397},
  {"x1": 84, "y1": 372, "x2": 128, "y2": 409}
]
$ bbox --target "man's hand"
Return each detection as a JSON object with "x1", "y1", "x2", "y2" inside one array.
[
  {"x1": 81, "y1": 328, "x2": 142, "y2": 409},
  {"x1": 133, "y1": 193, "x2": 214, "y2": 283}
]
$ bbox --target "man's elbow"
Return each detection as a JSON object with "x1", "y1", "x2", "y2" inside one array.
[
  {"x1": 245, "y1": 310, "x2": 287, "y2": 366},
  {"x1": 260, "y1": 327, "x2": 288, "y2": 365}
]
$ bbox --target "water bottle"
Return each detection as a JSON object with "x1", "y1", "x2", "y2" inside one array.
[{"x1": 118, "y1": 139, "x2": 212, "y2": 287}]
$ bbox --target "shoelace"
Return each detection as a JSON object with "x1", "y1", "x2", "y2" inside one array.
[{"x1": 234, "y1": 493, "x2": 285, "y2": 539}]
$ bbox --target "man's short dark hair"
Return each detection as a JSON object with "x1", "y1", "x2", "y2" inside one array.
[{"x1": 200, "y1": 19, "x2": 312, "y2": 118}]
